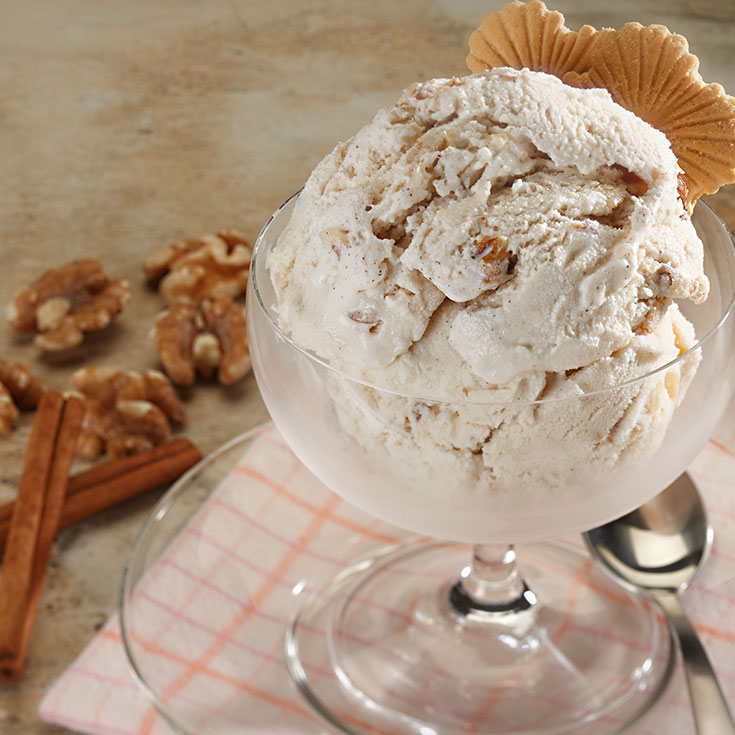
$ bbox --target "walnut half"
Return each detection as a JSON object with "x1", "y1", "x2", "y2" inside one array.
[
  {"x1": 155, "y1": 296, "x2": 251, "y2": 386},
  {"x1": 0, "y1": 384, "x2": 17, "y2": 436},
  {"x1": 6, "y1": 259, "x2": 131, "y2": 351},
  {"x1": 0, "y1": 361, "x2": 45, "y2": 435},
  {"x1": 70, "y1": 367, "x2": 185, "y2": 458},
  {"x1": 144, "y1": 229, "x2": 252, "y2": 304}
]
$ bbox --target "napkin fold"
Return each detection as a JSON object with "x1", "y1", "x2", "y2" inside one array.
[{"x1": 39, "y1": 423, "x2": 735, "y2": 735}]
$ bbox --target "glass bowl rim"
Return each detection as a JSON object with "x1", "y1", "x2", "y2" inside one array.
[
  {"x1": 118, "y1": 425, "x2": 270, "y2": 735},
  {"x1": 249, "y1": 191, "x2": 735, "y2": 407}
]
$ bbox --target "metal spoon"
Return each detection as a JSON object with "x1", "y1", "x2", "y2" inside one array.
[{"x1": 584, "y1": 473, "x2": 735, "y2": 734}]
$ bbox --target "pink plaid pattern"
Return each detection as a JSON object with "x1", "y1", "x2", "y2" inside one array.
[{"x1": 39, "y1": 424, "x2": 735, "y2": 734}]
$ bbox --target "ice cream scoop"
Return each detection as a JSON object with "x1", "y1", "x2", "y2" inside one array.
[
  {"x1": 269, "y1": 69, "x2": 707, "y2": 387},
  {"x1": 268, "y1": 68, "x2": 709, "y2": 518}
]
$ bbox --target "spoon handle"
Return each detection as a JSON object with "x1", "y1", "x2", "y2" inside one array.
[{"x1": 652, "y1": 590, "x2": 735, "y2": 734}]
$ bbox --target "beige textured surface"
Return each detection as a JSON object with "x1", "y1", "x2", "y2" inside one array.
[{"x1": 0, "y1": 1, "x2": 733, "y2": 732}]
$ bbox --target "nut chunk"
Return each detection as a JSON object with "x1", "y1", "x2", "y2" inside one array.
[
  {"x1": 144, "y1": 230, "x2": 252, "y2": 304},
  {"x1": 0, "y1": 361, "x2": 46, "y2": 435},
  {"x1": 70, "y1": 367, "x2": 185, "y2": 458},
  {"x1": 6, "y1": 259, "x2": 131, "y2": 351},
  {"x1": 155, "y1": 296, "x2": 251, "y2": 386}
]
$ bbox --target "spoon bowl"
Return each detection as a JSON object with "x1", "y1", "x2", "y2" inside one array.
[
  {"x1": 584, "y1": 473, "x2": 734, "y2": 735},
  {"x1": 584, "y1": 473, "x2": 713, "y2": 593}
]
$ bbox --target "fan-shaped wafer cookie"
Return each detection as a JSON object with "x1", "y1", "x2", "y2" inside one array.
[
  {"x1": 563, "y1": 23, "x2": 735, "y2": 205},
  {"x1": 467, "y1": 0, "x2": 595, "y2": 79},
  {"x1": 467, "y1": 2, "x2": 735, "y2": 206}
]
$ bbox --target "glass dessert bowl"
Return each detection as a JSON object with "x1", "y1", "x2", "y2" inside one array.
[{"x1": 247, "y1": 193, "x2": 735, "y2": 735}]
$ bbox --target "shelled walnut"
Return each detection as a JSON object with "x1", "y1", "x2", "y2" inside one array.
[
  {"x1": 0, "y1": 361, "x2": 45, "y2": 435},
  {"x1": 144, "y1": 230, "x2": 252, "y2": 304},
  {"x1": 6, "y1": 259, "x2": 131, "y2": 351},
  {"x1": 154, "y1": 296, "x2": 251, "y2": 386},
  {"x1": 70, "y1": 367, "x2": 185, "y2": 458}
]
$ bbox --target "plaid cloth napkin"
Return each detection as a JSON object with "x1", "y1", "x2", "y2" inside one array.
[{"x1": 39, "y1": 421, "x2": 735, "y2": 735}]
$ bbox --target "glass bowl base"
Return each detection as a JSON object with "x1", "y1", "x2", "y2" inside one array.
[{"x1": 286, "y1": 541, "x2": 674, "y2": 735}]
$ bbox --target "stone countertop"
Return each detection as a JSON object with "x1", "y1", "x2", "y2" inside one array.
[{"x1": 0, "y1": 1, "x2": 733, "y2": 732}]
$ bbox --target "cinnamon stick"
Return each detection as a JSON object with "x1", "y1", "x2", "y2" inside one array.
[
  {"x1": 16, "y1": 396, "x2": 85, "y2": 676},
  {"x1": 60, "y1": 438, "x2": 202, "y2": 526},
  {"x1": 0, "y1": 392, "x2": 83, "y2": 682},
  {"x1": 0, "y1": 438, "x2": 202, "y2": 553},
  {"x1": 68, "y1": 437, "x2": 197, "y2": 493}
]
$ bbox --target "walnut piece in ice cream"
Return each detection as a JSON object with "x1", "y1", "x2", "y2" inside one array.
[{"x1": 6, "y1": 259, "x2": 131, "y2": 352}]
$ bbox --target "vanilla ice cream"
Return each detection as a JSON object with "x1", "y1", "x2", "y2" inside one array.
[{"x1": 267, "y1": 68, "x2": 707, "y2": 502}]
